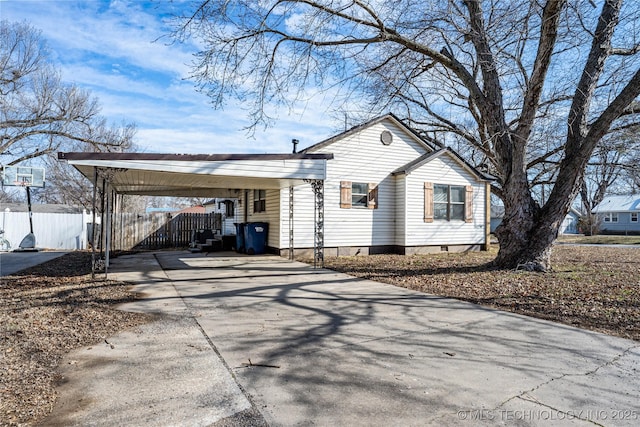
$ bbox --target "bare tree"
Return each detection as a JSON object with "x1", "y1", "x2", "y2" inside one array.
[
  {"x1": 172, "y1": 0, "x2": 640, "y2": 270},
  {"x1": 1, "y1": 20, "x2": 135, "y2": 170}
]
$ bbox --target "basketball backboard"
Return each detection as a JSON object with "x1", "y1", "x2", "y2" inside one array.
[{"x1": 1, "y1": 166, "x2": 45, "y2": 188}]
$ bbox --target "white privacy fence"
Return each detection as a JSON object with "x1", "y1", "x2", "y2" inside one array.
[{"x1": 0, "y1": 208, "x2": 92, "y2": 251}]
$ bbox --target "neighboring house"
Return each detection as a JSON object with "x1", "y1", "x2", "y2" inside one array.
[
  {"x1": 203, "y1": 198, "x2": 240, "y2": 236},
  {"x1": 559, "y1": 208, "x2": 581, "y2": 235},
  {"x1": 242, "y1": 114, "x2": 493, "y2": 256},
  {"x1": 490, "y1": 205, "x2": 505, "y2": 234},
  {"x1": 490, "y1": 205, "x2": 581, "y2": 235},
  {"x1": 592, "y1": 195, "x2": 640, "y2": 235}
]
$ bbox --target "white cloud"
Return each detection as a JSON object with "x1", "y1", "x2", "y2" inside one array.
[{"x1": 2, "y1": 0, "x2": 339, "y2": 155}]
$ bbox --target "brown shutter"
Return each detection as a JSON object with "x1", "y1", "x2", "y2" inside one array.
[
  {"x1": 340, "y1": 181, "x2": 352, "y2": 209},
  {"x1": 368, "y1": 183, "x2": 378, "y2": 209},
  {"x1": 465, "y1": 185, "x2": 473, "y2": 223},
  {"x1": 424, "y1": 182, "x2": 434, "y2": 223}
]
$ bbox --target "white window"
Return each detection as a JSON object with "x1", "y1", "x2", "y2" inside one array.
[
  {"x1": 433, "y1": 184, "x2": 466, "y2": 221},
  {"x1": 351, "y1": 182, "x2": 369, "y2": 208},
  {"x1": 253, "y1": 190, "x2": 266, "y2": 213},
  {"x1": 424, "y1": 182, "x2": 473, "y2": 223},
  {"x1": 603, "y1": 213, "x2": 618, "y2": 223},
  {"x1": 631, "y1": 212, "x2": 638, "y2": 222}
]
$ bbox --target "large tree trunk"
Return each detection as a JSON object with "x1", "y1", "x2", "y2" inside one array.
[
  {"x1": 494, "y1": 212, "x2": 559, "y2": 272},
  {"x1": 494, "y1": 149, "x2": 585, "y2": 271}
]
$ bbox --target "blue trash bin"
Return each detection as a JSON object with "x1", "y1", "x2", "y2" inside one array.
[
  {"x1": 235, "y1": 223, "x2": 245, "y2": 253},
  {"x1": 244, "y1": 222, "x2": 268, "y2": 255}
]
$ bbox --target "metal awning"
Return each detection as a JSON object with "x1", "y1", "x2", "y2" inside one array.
[
  {"x1": 58, "y1": 151, "x2": 331, "y2": 273},
  {"x1": 58, "y1": 152, "x2": 332, "y2": 197}
]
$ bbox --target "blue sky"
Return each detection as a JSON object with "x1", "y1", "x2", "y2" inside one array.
[{"x1": 1, "y1": 0, "x2": 340, "y2": 154}]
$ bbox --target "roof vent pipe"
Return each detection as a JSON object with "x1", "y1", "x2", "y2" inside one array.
[{"x1": 292, "y1": 139, "x2": 299, "y2": 154}]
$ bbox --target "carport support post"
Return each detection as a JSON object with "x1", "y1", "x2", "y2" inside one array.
[
  {"x1": 104, "y1": 184, "x2": 113, "y2": 276},
  {"x1": 91, "y1": 167, "x2": 98, "y2": 279},
  {"x1": 306, "y1": 179, "x2": 324, "y2": 268},
  {"x1": 289, "y1": 185, "x2": 294, "y2": 260}
]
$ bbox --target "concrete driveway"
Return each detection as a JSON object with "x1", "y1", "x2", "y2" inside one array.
[
  {"x1": 0, "y1": 250, "x2": 68, "y2": 276},
  {"x1": 46, "y1": 251, "x2": 639, "y2": 426}
]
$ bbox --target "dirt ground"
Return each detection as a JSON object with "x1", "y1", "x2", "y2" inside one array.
[
  {"x1": 0, "y1": 252, "x2": 152, "y2": 427},
  {"x1": 1, "y1": 245, "x2": 639, "y2": 426}
]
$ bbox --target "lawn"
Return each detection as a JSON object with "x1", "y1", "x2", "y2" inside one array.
[
  {"x1": 321, "y1": 245, "x2": 640, "y2": 342},
  {"x1": 0, "y1": 252, "x2": 151, "y2": 427},
  {"x1": 1, "y1": 245, "x2": 638, "y2": 426},
  {"x1": 557, "y1": 234, "x2": 640, "y2": 245}
]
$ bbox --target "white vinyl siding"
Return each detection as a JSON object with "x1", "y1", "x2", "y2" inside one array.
[
  {"x1": 395, "y1": 176, "x2": 407, "y2": 246},
  {"x1": 282, "y1": 120, "x2": 428, "y2": 248},
  {"x1": 276, "y1": 117, "x2": 487, "y2": 251},
  {"x1": 404, "y1": 156, "x2": 485, "y2": 246},
  {"x1": 247, "y1": 189, "x2": 281, "y2": 248}
]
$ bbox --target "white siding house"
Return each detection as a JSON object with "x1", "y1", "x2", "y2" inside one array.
[
  {"x1": 59, "y1": 114, "x2": 492, "y2": 259},
  {"x1": 239, "y1": 114, "x2": 492, "y2": 256}
]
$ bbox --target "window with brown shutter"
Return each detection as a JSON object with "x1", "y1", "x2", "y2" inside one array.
[
  {"x1": 424, "y1": 182, "x2": 434, "y2": 222},
  {"x1": 340, "y1": 181, "x2": 352, "y2": 208},
  {"x1": 427, "y1": 183, "x2": 471, "y2": 222},
  {"x1": 341, "y1": 181, "x2": 379, "y2": 209},
  {"x1": 368, "y1": 183, "x2": 378, "y2": 209}
]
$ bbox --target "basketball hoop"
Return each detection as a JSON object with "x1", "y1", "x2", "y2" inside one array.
[
  {"x1": 1, "y1": 165, "x2": 44, "y2": 252},
  {"x1": 2, "y1": 166, "x2": 45, "y2": 188}
]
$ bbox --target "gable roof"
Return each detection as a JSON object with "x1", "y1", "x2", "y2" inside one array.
[
  {"x1": 592, "y1": 195, "x2": 640, "y2": 213},
  {"x1": 302, "y1": 113, "x2": 439, "y2": 153},
  {"x1": 391, "y1": 148, "x2": 494, "y2": 182}
]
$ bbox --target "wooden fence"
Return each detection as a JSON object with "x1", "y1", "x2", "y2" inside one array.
[{"x1": 111, "y1": 212, "x2": 222, "y2": 250}]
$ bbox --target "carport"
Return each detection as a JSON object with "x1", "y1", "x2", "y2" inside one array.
[{"x1": 57, "y1": 152, "x2": 333, "y2": 274}]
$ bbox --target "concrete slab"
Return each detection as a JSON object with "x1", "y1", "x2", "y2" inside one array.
[
  {"x1": 0, "y1": 250, "x2": 67, "y2": 276},
  {"x1": 43, "y1": 252, "x2": 264, "y2": 427},
  {"x1": 152, "y1": 251, "x2": 640, "y2": 427},
  {"x1": 46, "y1": 250, "x2": 640, "y2": 426}
]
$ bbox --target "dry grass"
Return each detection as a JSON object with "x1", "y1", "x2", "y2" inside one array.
[
  {"x1": 0, "y1": 252, "x2": 151, "y2": 427},
  {"x1": 1, "y1": 245, "x2": 638, "y2": 426},
  {"x1": 321, "y1": 245, "x2": 640, "y2": 342}
]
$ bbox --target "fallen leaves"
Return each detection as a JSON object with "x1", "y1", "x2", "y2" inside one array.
[
  {"x1": 0, "y1": 251, "x2": 151, "y2": 427},
  {"x1": 321, "y1": 245, "x2": 640, "y2": 342}
]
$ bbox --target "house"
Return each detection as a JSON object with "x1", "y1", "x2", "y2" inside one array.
[
  {"x1": 559, "y1": 208, "x2": 581, "y2": 235},
  {"x1": 491, "y1": 205, "x2": 581, "y2": 235},
  {"x1": 592, "y1": 195, "x2": 640, "y2": 235},
  {"x1": 239, "y1": 114, "x2": 493, "y2": 256},
  {"x1": 203, "y1": 198, "x2": 240, "y2": 236},
  {"x1": 58, "y1": 114, "x2": 493, "y2": 262}
]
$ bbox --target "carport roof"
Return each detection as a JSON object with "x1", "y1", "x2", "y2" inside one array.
[{"x1": 58, "y1": 152, "x2": 332, "y2": 197}]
